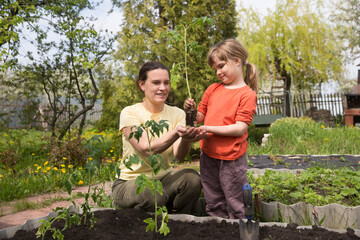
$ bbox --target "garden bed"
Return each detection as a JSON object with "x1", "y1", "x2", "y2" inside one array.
[{"x1": 3, "y1": 208, "x2": 360, "y2": 240}]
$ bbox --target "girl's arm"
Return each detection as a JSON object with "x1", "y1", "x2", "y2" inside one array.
[{"x1": 199, "y1": 121, "x2": 248, "y2": 137}]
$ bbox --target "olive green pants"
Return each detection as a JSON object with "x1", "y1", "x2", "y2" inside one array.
[{"x1": 111, "y1": 168, "x2": 201, "y2": 214}]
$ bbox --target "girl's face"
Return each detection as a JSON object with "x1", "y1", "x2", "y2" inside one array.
[
  {"x1": 139, "y1": 69, "x2": 170, "y2": 106},
  {"x1": 211, "y1": 57, "x2": 243, "y2": 86}
]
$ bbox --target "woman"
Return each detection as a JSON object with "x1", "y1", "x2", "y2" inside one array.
[{"x1": 112, "y1": 61, "x2": 207, "y2": 214}]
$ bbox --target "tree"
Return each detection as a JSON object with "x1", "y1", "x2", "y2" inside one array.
[
  {"x1": 98, "y1": 0, "x2": 237, "y2": 129},
  {"x1": 332, "y1": 0, "x2": 360, "y2": 60},
  {"x1": 238, "y1": 0, "x2": 345, "y2": 116},
  {"x1": 0, "y1": 0, "x2": 56, "y2": 70},
  {"x1": 1, "y1": 0, "x2": 115, "y2": 139}
]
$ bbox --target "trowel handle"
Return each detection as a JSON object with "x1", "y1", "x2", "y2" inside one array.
[{"x1": 243, "y1": 183, "x2": 253, "y2": 220}]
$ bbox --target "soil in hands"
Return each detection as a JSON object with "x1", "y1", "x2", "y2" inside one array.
[
  {"x1": 186, "y1": 106, "x2": 197, "y2": 127},
  {"x1": 9, "y1": 208, "x2": 360, "y2": 240}
]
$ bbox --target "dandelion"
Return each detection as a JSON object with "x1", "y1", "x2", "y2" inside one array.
[
  {"x1": 88, "y1": 157, "x2": 93, "y2": 161},
  {"x1": 34, "y1": 164, "x2": 38, "y2": 167},
  {"x1": 61, "y1": 169, "x2": 66, "y2": 173},
  {"x1": 321, "y1": 126, "x2": 325, "y2": 129},
  {"x1": 78, "y1": 167, "x2": 82, "y2": 170},
  {"x1": 53, "y1": 167, "x2": 58, "y2": 171},
  {"x1": 0, "y1": 174, "x2": 3, "y2": 178},
  {"x1": 42, "y1": 169, "x2": 47, "y2": 173},
  {"x1": 44, "y1": 161, "x2": 48, "y2": 166},
  {"x1": 110, "y1": 150, "x2": 114, "y2": 153},
  {"x1": 61, "y1": 164, "x2": 65, "y2": 167},
  {"x1": 107, "y1": 160, "x2": 112, "y2": 163},
  {"x1": 10, "y1": 141, "x2": 14, "y2": 144},
  {"x1": 35, "y1": 171, "x2": 38, "y2": 173},
  {"x1": 46, "y1": 167, "x2": 51, "y2": 171},
  {"x1": 324, "y1": 138, "x2": 328, "y2": 141},
  {"x1": 32, "y1": 153, "x2": 35, "y2": 156},
  {"x1": 63, "y1": 157, "x2": 67, "y2": 160},
  {"x1": 68, "y1": 165, "x2": 73, "y2": 168},
  {"x1": 37, "y1": 166, "x2": 42, "y2": 170},
  {"x1": 4, "y1": 134, "x2": 8, "y2": 137},
  {"x1": 78, "y1": 180, "x2": 84, "y2": 185}
]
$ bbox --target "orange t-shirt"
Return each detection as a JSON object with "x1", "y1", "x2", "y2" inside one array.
[{"x1": 197, "y1": 83, "x2": 257, "y2": 160}]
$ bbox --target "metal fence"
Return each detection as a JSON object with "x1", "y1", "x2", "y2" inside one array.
[
  {"x1": 1, "y1": 93, "x2": 346, "y2": 129},
  {"x1": 0, "y1": 99, "x2": 102, "y2": 129},
  {"x1": 256, "y1": 92, "x2": 345, "y2": 118}
]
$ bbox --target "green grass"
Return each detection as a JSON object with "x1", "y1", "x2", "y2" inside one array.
[
  {"x1": 0, "y1": 128, "x2": 120, "y2": 203},
  {"x1": 247, "y1": 117, "x2": 360, "y2": 155}
]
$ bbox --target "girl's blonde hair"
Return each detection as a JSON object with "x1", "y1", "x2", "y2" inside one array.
[{"x1": 207, "y1": 39, "x2": 258, "y2": 93}]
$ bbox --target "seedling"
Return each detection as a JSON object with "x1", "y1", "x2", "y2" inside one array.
[
  {"x1": 123, "y1": 119, "x2": 170, "y2": 236},
  {"x1": 162, "y1": 17, "x2": 213, "y2": 126}
]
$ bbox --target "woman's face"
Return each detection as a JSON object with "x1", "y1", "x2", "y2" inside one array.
[{"x1": 139, "y1": 68, "x2": 170, "y2": 106}]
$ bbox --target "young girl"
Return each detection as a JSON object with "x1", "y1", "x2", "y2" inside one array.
[{"x1": 184, "y1": 39, "x2": 258, "y2": 219}]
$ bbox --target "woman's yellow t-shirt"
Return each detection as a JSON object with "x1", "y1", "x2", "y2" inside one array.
[{"x1": 118, "y1": 103, "x2": 185, "y2": 180}]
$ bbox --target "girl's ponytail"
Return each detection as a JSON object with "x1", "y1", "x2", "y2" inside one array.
[{"x1": 244, "y1": 62, "x2": 259, "y2": 93}]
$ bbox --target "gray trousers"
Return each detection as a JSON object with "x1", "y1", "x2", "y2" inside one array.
[
  {"x1": 111, "y1": 168, "x2": 201, "y2": 214},
  {"x1": 200, "y1": 152, "x2": 248, "y2": 219}
]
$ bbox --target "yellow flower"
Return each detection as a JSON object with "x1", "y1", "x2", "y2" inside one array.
[
  {"x1": 46, "y1": 167, "x2": 51, "y2": 171},
  {"x1": 0, "y1": 174, "x2": 3, "y2": 178},
  {"x1": 68, "y1": 165, "x2": 73, "y2": 168},
  {"x1": 35, "y1": 171, "x2": 38, "y2": 173},
  {"x1": 37, "y1": 166, "x2": 42, "y2": 170},
  {"x1": 324, "y1": 138, "x2": 328, "y2": 141},
  {"x1": 61, "y1": 164, "x2": 65, "y2": 167},
  {"x1": 4, "y1": 134, "x2": 8, "y2": 137},
  {"x1": 44, "y1": 161, "x2": 48, "y2": 166},
  {"x1": 107, "y1": 160, "x2": 112, "y2": 163},
  {"x1": 321, "y1": 126, "x2": 325, "y2": 128},
  {"x1": 78, "y1": 180, "x2": 84, "y2": 185},
  {"x1": 32, "y1": 153, "x2": 35, "y2": 156},
  {"x1": 53, "y1": 167, "x2": 58, "y2": 170},
  {"x1": 42, "y1": 170, "x2": 47, "y2": 173},
  {"x1": 63, "y1": 157, "x2": 67, "y2": 160},
  {"x1": 110, "y1": 150, "x2": 114, "y2": 153},
  {"x1": 88, "y1": 157, "x2": 93, "y2": 161},
  {"x1": 10, "y1": 141, "x2": 14, "y2": 144},
  {"x1": 78, "y1": 167, "x2": 82, "y2": 170},
  {"x1": 34, "y1": 164, "x2": 38, "y2": 167},
  {"x1": 61, "y1": 169, "x2": 66, "y2": 173}
]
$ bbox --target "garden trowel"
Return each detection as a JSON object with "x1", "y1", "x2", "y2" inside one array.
[{"x1": 239, "y1": 183, "x2": 259, "y2": 240}]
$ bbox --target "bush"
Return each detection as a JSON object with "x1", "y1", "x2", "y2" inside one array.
[{"x1": 247, "y1": 124, "x2": 269, "y2": 145}]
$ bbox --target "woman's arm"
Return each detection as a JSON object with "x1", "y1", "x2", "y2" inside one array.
[
  {"x1": 199, "y1": 121, "x2": 248, "y2": 137},
  {"x1": 122, "y1": 126, "x2": 180, "y2": 157}
]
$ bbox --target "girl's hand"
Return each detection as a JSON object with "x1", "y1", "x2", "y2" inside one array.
[{"x1": 184, "y1": 98, "x2": 196, "y2": 111}]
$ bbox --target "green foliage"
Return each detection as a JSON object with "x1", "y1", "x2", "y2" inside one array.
[
  {"x1": 247, "y1": 124, "x2": 269, "y2": 145},
  {"x1": 124, "y1": 119, "x2": 170, "y2": 236},
  {"x1": 0, "y1": 129, "x2": 119, "y2": 203},
  {"x1": 248, "y1": 167, "x2": 360, "y2": 207}
]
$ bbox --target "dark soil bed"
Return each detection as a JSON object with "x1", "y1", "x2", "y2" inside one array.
[{"x1": 9, "y1": 208, "x2": 360, "y2": 240}]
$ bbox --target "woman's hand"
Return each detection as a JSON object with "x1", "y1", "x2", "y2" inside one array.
[
  {"x1": 184, "y1": 98, "x2": 196, "y2": 111},
  {"x1": 176, "y1": 125, "x2": 208, "y2": 142}
]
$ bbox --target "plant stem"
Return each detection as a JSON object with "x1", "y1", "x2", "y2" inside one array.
[{"x1": 184, "y1": 26, "x2": 192, "y2": 99}]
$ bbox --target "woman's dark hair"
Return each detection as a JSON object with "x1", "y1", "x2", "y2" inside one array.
[{"x1": 136, "y1": 61, "x2": 169, "y2": 92}]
